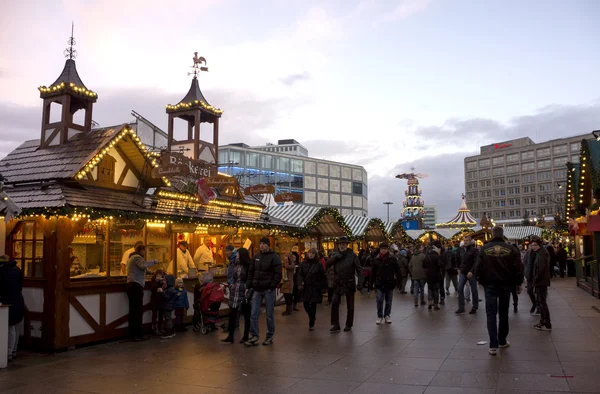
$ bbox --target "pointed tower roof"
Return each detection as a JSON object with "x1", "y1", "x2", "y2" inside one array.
[
  {"x1": 38, "y1": 24, "x2": 97, "y2": 102},
  {"x1": 436, "y1": 194, "x2": 477, "y2": 228},
  {"x1": 166, "y1": 54, "x2": 222, "y2": 118}
]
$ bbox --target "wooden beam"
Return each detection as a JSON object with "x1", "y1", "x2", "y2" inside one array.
[
  {"x1": 116, "y1": 162, "x2": 131, "y2": 186},
  {"x1": 113, "y1": 143, "x2": 143, "y2": 181},
  {"x1": 69, "y1": 295, "x2": 101, "y2": 333}
]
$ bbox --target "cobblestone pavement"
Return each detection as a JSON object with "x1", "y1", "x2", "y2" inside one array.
[{"x1": 1, "y1": 278, "x2": 600, "y2": 393}]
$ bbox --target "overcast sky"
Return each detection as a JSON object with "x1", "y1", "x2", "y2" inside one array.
[{"x1": 1, "y1": 0, "x2": 599, "y2": 221}]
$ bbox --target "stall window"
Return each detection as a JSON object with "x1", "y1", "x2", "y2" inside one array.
[
  {"x1": 97, "y1": 154, "x2": 116, "y2": 184},
  {"x1": 109, "y1": 224, "x2": 144, "y2": 277},
  {"x1": 10, "y1": 221, "x2": 44, "y2": 278},
  {"x1": 146, "y1": 224, "x2": 172, "y2": 275},
  {"x1": 69, "y1": 220, "x2": 107, "y2": 278}
]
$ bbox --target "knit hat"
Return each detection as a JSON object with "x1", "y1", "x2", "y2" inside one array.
[
  {"x1": 400, "y1": 250, "x2": 407, "y2": 256},
  {"x1": 225, "y1": 244, "x2": 235, "y2": 252},
  {"x1": 260, "y1": 237, "x2": 270, "y2": 246},
  {"x1": 530, "y1": 235, "x2": 543, "y2": 246},
  {"x1": 379, "y1": 242, "x2": 389, "y2": 249}
]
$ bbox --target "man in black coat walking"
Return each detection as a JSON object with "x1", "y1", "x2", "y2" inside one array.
[
  {"x1": 246, "y1": 237, "x2": 282, "y2": 346},
  {"x1": 327, "y1": 236, "x2": 363, "y2": 333},
  {"x1": 372, "y1": 242, "x2": 401, "y2": 324},
  {"x1": 474, "y1": 227, "x2": 523, "y2": 355},
  {"x1": 456, "y1": 235, "x2": 480, "y2": 315},
  {"x1": 530, "y1": 236, "x2": 552, "y2": 331}
]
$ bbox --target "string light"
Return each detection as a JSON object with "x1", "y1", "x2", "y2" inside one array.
[
  {"x1": 165, "y1": 99, "x2": 223, "y2": 115},
  {"x1": 38, "y1": 81, "x2": 98, "y2": 99}
]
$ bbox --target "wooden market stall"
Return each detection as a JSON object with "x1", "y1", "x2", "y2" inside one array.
[
  {"x1": 0, "y1": 50, "x2": 301, "y2": 351},
  {"x1": 567, "y1": 140, "x2": 600, "y2": 298}
]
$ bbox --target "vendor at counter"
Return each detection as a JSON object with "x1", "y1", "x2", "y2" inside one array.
[
  {"x1": 194, "y1": 236, "x2": 214, "y2": 270},
  {"x1": 170, "y1": 241, "x2": 195, "y2": 278}
]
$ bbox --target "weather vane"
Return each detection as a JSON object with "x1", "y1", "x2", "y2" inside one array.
[
  {"x1": 64, "y1": 22, "x2": 77, "y2": 60},
  {"x1": 189, "y1": 52, "x2": 209, "y2": 78}
]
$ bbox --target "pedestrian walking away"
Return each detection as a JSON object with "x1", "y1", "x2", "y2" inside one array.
[
  {"x1": 222, "y1": 247, "x2": 251, "y2": 343},
  {"x1": 245, "y1": 237, "x2": 282, "y2": 346},
  {"x1": 126, "y1": 244, "x2": 158, "y2": 341},
  {"x1": 530, "y1": 236, "x2": 552, "y2": 331},
  {"x1": 394, "y1": 246, "x2": 410, "y2": 294},
  {"x1": 423, "y1": 241, "x2": 444, "y2": 311},
  {"x1": 474, "y1": 226, "x2": 524, "y2": 355},
  {"x1": 297, "y1": 248, "x2": 327, "y2": 331},
  {"x1": 445, "y1": 242, "x2": 460, "y2": 295},
  {"x1": 281, "y1": 252, "x2": 296, "y2": 316},
  {"x1": 456, "y1": 235, "x2": 479, "y2": 315},
  {"x1": 409, "y1": 245, "x2": 427, "y2": 307},
  {"x1": 372, "y1": 242, "x2": 402, "y2": 324},
  {"x1": 327, "y1": 236, "x2": 364, "y2": 333},
  {"x1": 523, "y1": 245, "x2": 538, "y2": 315}
]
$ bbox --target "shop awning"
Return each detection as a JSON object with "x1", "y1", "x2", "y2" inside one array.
[
  {"x1": 343, "y1": 215, "x2": 370, "y2": 238},
  {"x1": 503, "y1": 226, "x2": 542, "y2": 240},
  {"x1": 267, "y1": 205, "x2": 351, "y2": 238}
]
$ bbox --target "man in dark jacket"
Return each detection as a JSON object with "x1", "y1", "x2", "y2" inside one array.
[
  {"x1": 0, "y1": 255, "x2": 24, "y2": 362},
  {"x1": 423, "y1": 241, "x2": 443, "y2": 310},
  {"x1": 474, "y1": 227, "x2": 523, "y2": 355},
  {"x1": 327, "y1": 236, "x2": 363, "y2": 332},
  {"x1": 445, "y1": 242, "x2": 460, "y2": 295},
  {"x1": 557, "y1": 243, "x2": 568, "y2": 278},
  {"x1": 530, "y1": 236, "x2": 552, "y2": 331},
  {"x1": 523, "y1": 246, "x2": 538, "y2": 314},
  {"x1": 246, "y1": 237, "x2": 282, "y2": 346},
  {"x1": 372, "y1": 242, "x2": 401, "y2": 324},
  {"x1": 456, "y1": 235, "x2": 479, "y2": 315}
]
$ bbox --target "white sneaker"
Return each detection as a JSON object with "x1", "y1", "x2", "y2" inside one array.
[
  {"x1": 376, "y1": 318, "x2": 383, "y2": 325},
  {"x1": 489, "y1": 348, "x2": 498, "y2": 355},
  {"x1": 499, "y1": 342, "x2": 510, "y2": 349},
  {"x1": 384, "y1": 316, "x2": 392, "y2": 324}
]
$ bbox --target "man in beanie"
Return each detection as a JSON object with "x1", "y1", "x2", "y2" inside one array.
[
  {"x1": 327, "y1": 236, "x2": 363, "y2": 332},
  {"x1": 530, "y1": 236, "x2": 552, "y2": 331},
  {"x1": 372, "y1": 242, "x2": 401, "y2": 324},
  {"x1": 245, "y1": 237, "x2": 282, "y2": 346},
  {"x1": 474, "y1": 226, "x2": 523, "y2": 355}
]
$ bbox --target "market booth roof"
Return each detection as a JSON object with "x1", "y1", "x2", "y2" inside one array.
[
  {"x1": 267, "y1": 205, "x2": 351, "y2": 238},
  {"x1": 436, "y1": 196, "x2": 477, "y2": 229},
  {"x1": 503, "y1": 226, "x2": 542, "y2": 240}
]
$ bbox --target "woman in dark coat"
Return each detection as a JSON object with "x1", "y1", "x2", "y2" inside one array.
[
  {"x1": 423, "y1": 243, "x2": 443, "y2": 311},
  {"x1": 297, "y1": 248, "x2": 327, "y2": 330},
  {"x1": 0, "y1": 255, "x2": 25, "y2": 362},
  {"x1": 222, "y1": 248, "x2": 251, "y2": 343}
]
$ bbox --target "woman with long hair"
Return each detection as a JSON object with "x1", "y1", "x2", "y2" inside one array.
[
  {"x1": 297, "y1": 248, "x2": 327, "y2": 330},
  {"x1": 281, "y1": 252, "x2": 296, "y2": 316},
  {"x1": 222, "y1": 247, "x2": 252, "y2": 343}
]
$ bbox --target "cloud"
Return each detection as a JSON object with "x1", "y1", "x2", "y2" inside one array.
[
  {"x1": 279, "y1": 72, "x2": 311, "y2": 86},
  {"x1": 384, "y1": 0, "x2": 431, "y2": 21}
]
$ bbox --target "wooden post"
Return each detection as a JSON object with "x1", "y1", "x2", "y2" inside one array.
[
  {"x1": 167, "y1": 115, "x2": 174, "y2": 150},
  {"x1": 213, "y1": 118, "x2": 219, "y2": 162},
  {"x1": 194, "y1": 114, "x2": 201, "y2": 160},
  {"x1": 61, "y1": 96, "x2": 70, "y2": 144},
  {"x1": 84, "y1": 101, "x2": 93, "y2": 131}
]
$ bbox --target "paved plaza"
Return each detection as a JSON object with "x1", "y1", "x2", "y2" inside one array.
[{"x1": 1, "y1": 278, "x2": 600, "y2": 394}]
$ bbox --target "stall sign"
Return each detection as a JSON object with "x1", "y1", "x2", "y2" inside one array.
[
  {"x1": 114, "y1": 219, "x2": 145, "y2": 230},
  {"x1": 205, "y1": 175, "x2": 239, "y2": 187},
  {"x1": 167, "y1": 223, "x2": 197, "y2": 234},
  {"x1": 151, "y1": 163, "x2": 189, "y2": 178},
  {"x1": 274, "y1": 192, "x2": 302, "y2": 203},
  {"x1": 154, "y1": 151, "x2": 216, "y2": 179},
  {"x1": 244, "y1": 184, "x2": 275, "y2": 195}
]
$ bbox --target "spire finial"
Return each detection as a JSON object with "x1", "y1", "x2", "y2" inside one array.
[
  {"x1": 189, "y1": 52, "x2": 209, "y2": 78},
  {"x1": 64, "y1": 22, "x2": 77, "y2": 59},
  {"x1": 462, "y1": 193, "x2": 466, "y2": 200}
]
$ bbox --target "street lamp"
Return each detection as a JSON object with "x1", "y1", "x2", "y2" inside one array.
[{"x1": 383, "y1": 202, "x2": 394, "y2": 222}]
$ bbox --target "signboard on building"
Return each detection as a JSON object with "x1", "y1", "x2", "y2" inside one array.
[
  {"x1": 401, "y1": 220, "x2": 419, "y2": 230},
  {"x1": 152, "y1": 151, "x2": 216, "y2": 179},
  {"x1": 244, "y1": 184, "x2": 275, "y2": 195},
  {"x1": 274, "y1": 192, "x2": 303, "y2": 203},
  {"x1": 205, "y1": 175, "x2": 239, "y2": 187}
]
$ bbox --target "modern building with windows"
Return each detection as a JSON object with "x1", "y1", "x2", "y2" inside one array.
[
  {"x1": 251, "y1": 139, "x2": 308, "y2": 157},
  {"x1": 464, "y1": 134, "x2": 591, "y2": 223},
  {"x1": 423, "y1": 205, "x2": 437, "y2": 229},
  {"x1": 218, "y1": 142, "x2": 369, "y2": 216}
]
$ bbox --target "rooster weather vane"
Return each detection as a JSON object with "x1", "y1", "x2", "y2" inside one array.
[{"x1": 189, "y1": 52, "x2": 209, "y2": 77}]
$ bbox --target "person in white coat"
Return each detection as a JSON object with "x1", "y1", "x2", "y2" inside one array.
[
  {"x1": 121, "y1": 241, "x2": 143, "y2": 275},
  {"x1": 194, "y1": 236, "x2": 214, "y2": 270},
  {"x1": 171, "y1": 241, "x2": 195, "y2": 277}
]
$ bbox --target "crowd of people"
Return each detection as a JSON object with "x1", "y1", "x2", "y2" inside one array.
[{"x1": 123, "y1": 228, "x2": 563, "y2": 356}]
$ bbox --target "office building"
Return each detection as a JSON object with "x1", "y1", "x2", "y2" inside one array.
[
  {"x1": 423, "y1": 205, "x2": 437, "y2": 229},
  {"x1": 218, "y1": 142, "x2": 369, "y2": 216},
  {"x1": 464, "y1": 134, "x2": 590, "y2": 223},
  {"x1": 250, "y1": 139, "x2": 308, "y2": 157}
]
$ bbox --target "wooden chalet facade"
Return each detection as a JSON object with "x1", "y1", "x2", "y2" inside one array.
[{"x1": 0, "y1": 48, "x2": 298, "y2": 351}]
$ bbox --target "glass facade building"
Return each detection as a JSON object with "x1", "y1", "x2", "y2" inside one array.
[{"x1": 218, "y1": 144, "x2": 369, "y2": 216}]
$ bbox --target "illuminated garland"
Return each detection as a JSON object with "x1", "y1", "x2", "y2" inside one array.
[
  {"x1": 38, "y1": 82, "x2": 97, "y2": 100},
  {"x1": 165, "y1": 99, "x2": 223, "y2": 116},
  {"x1": 305, "y1": 208, "x2": 353, "y2": 237},
  {"x1": 16, "y1": 205, "x2": 305, "y2": 238},
  {"x1": 388, "y1": 221, "x2": 411, "y2": 244},
  {"x1": 360, "y1": 218, "x2": 392, "y2": 243},
  {"x1": 74, "y1": 127, "x2": 169, "y2": 185}
]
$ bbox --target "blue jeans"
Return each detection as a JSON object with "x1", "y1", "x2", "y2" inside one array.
[
  {"x1": 250, "y1": 290, "x2": 275, "y2": 339},
  {"x1": 484, "y1": 285, "x2": 511, "y2": 349},
  {"x1": 458, "y1": 273, "x2": 479, "y2": 310},
  {"x1": 412, "y1": 279, "x2": 426, "y2": 302},
  {"x1": 376, "y1": 289, "x2": 394, "y2": 318}
]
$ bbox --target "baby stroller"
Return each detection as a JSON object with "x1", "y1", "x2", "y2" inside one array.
[{"x1": 194, "y1": 282, "x2": 228, "y2": 335}]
